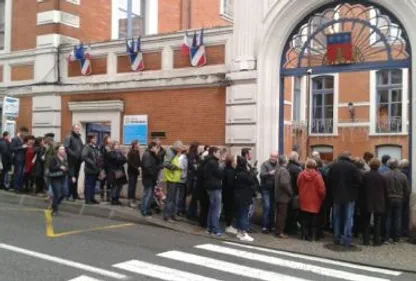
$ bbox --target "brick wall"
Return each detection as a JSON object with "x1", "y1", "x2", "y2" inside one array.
[
  {"x1": 117, "y1": 52, "x2": 162, "y2": 73},
  {"x1": 68, "y1": 57, "x2": 107, "y2": 77},
  {"x1": 61, "y1": 87, "x2": 226, "y2": 145},
  {"x1": 16, "y1": 97, "x2": 33, "y2": 132},
  {"x1": 158, "y1": 0, "x2": 182, "y2": 33},
  {"x1": 191, "y1": 0, "x2": 231, "y2": 29},
  {"x1": 173, "y1": 45, "x2": 225, "y2": 68},
  {"x1": 11, "y1": 65, "x2": 34, "y2": 81},
  {"x1": 12, "y1": 0, "x2": 37, "y2": 51}
]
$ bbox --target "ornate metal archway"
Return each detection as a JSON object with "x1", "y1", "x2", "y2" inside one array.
[
  {"x1": 278, "y1": 1, "x2": 412, "y2": 156},
  {"x1": 281, "y1": 2, "x2": 411, "y2": 76}
]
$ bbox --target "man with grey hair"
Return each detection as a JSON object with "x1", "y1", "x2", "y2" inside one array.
[
  {"x1": 260, "y1": 151, "x2": 279, "y2": 233},
  {"x1": 274, "y1": 155, "x2": 293, "y2": 238},
  {"x1": 311, "y1": 151, "x2": 320, "y2": 159},
  {"x1": 287, "y1": 151, "x2": 303, "y2": 234},
  {"x1": 383, "y1": 158, "x2": 410, "y2": 243}
]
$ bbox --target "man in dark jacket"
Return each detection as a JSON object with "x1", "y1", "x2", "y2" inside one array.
[
  {"x1": 11, "y1": 127, "x2": 29, "y2": 193},
  {"x1": 81, "y1": 133, "x2": 100, "y2": 204},
  {"x1": 204, "y1": 147, "x2": 223, "y2": 236},
  {"x1": 327, "y1": 151, "x2": 361, "y2": 247},
  {"x1": 399, "y1": 159, "x2": 411, "y2": 237},
  {"x1": 274, "y1": 155, "x2": 293, "y2": 238},
  {"x1": 140, "y1": 141, "x2": 160, "y2": 216},
  {"x1": 0, "y1": 132, "x2": 12, "y2": 190},
  {"x1": 383, "y1": 159, "x2": 409, "y2": 243},
  {"x1": 64, "y1": 124, "x2": 84, "y2": 200},
  {"x1": 286, "y1": 151, "x2": 303, "y2": 234},
  {"x1": 127, "y1": 140, "x2": 141, "y2": 208},
  {"x1": 259, "y1": 151, "x2": 278, "y2": 233}
]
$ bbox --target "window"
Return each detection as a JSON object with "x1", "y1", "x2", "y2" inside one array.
[
  {"x1": 0, "y1": 0, "x2": 5, "y2": 50},
  {"x1": 376, "y1": 69, "x2": 403, "y2": 133},
  {"x1": 293, "y1": 77, "x2": 301, "y2": 122},
  {"x1": 369, "y1": 8, "x2": 402, "y2": 45},
  {"x1": 376, "y1": 145, "x2": 402, "y2": 160},
  {"x1": 220, "y1": 0, "x2": 233, "y2": 21},
  {"x1": 117, "y1": 0, "x2": 144, "y2": 39},
  {"x1": 311, "y1": 76, "x2": 334, "y2": 134}
]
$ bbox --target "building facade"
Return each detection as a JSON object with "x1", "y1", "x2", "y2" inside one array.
[{"x1": 1, "y1": 0, "x2": 416, "y2": 174}]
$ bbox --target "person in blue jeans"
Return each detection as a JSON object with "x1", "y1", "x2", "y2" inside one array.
[
  {"x1": 48, "y1": 145, "x2": 69, "y2": 215},
  {"x1": 234, "y1": 156, "x2": 255, "y2": 242},
  {"x1": 327, "y1": 151, "x2": 361, "y2": 247},
  {"x1": 141, "y1": 142, "x2": 161, "y2": 216},
  {"x1": 203, "y1": 147, "x2": 223, "y2": 236},
  {"x1": 81, "y1": 134, "x2": 100, "y2": 204},
  {"x1": 259, "y1": 152, "x2": 278, "y2": 233}
]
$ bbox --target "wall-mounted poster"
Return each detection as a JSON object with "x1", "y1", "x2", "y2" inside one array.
[{"x1": 123, "y1": 115, "x2": 148, "y2": 145}]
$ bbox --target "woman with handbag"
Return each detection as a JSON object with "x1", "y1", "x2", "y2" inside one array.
[
  {"x1": 49, "y1": 144, "x2": 69, "y2": 215},
  {"x1": 105, "y1": 141, "x2": 127, "y2": 205}
]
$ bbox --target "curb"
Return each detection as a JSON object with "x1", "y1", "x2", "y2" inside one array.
[{"x1": 1, "y1": 190, "x2": 416, "y2": 274}]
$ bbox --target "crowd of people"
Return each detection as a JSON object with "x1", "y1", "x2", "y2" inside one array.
[{"x1": 0, "y1": 125, "x2": 412, "y2": 247}]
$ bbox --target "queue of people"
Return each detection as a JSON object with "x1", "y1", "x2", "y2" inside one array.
[{"x1": 0, "y1": 125, "x2": 412, "y2": 247}]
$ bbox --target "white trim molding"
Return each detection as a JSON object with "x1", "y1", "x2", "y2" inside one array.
[
  {"x1": 65, "y1": 0, "x2": 81, "y2": 5},
  {"x1": 308, "y1": 73, "x2": 339, "y2": 137},
  {"x1": 36, "y1": 34, "x2": 79, "y2": 48},
  {"x1": 37, "y1": 10, "x2": 80, "y2": 28},
  {"x1": 338, "y1": 102, "x2": 370, "y2": 107},
  {"x1": 68, "y1": 100, "x2": 124, "y2": 112}
]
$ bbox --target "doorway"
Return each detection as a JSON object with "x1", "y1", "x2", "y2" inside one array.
[{"x1": 85, "y1": 122, "x2": 111, "y2": 147}]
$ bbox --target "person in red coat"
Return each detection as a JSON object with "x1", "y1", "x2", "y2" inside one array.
[{"x1": 297, "y1": 158, "x2": 326, "y2": 241}]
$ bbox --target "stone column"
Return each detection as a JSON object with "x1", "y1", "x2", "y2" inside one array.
[{"x1": 231, "y1": 0, "x2": 263, "y2": 71}]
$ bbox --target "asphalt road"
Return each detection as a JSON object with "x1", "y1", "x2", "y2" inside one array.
[{"x1": 0, "y1": 204, "x2": 415, "y2": 281}]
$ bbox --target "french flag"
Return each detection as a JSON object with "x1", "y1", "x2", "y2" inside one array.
[
  {"x1": 182, "y1": 29, "x2": 206, "y2": 67},
  {"x1": 126, "y1": 38, "x2": 145, "y2": 72},
  {"x1": 68, "y1": 44, "x2": 92, "y2": 76}
]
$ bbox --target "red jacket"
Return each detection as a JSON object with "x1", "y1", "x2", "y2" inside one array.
[
  {"x1": 24, "y1": 146, "x2": 35, "y2": 174},
  {"x1": 297, "y1": 169, "x2": 326, "y2": 214}
]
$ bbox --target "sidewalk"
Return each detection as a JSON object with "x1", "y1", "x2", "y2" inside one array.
[{"x1": 1, "y1": 190, "x2": 415, "y2": 273}]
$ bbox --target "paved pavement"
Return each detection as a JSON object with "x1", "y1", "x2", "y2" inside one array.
[
  {"x1": 1, "y1": 190, "x2": 416, "y2": 273},
  {"x1": 0, "y1": 204, "x2": 415, "y2": 281}
]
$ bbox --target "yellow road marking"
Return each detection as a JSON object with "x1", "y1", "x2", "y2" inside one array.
[{"x1": 43, "y1": 210, "x2": 135, "y2": 238}]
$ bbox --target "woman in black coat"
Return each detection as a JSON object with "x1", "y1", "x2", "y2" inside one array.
[
  {"x1": 234, "y1": 156, "x2": 256, "y2": 242},
  {"x1": 105, "y1": 141, "x2": 127, "y2": 205},
  {"x1": 49, "y1": 144, "x2": 69, "y2": 215},
  {"x1": 222, "y1": 155, "x2": 237, "y2": 234},
  {"x1": 360, "y1": 158, "x2": 387, "y2": 246},
  {"x1": 127, "y1": 140, "x2": 141, "y2": 207}
]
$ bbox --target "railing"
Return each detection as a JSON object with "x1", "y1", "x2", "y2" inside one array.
[
  {"x1": 311, "y1": 119, "x2": 333, "y2": 134},
  {"x1": 376, "y1": 117, "x2": 402, "y2": 133}
]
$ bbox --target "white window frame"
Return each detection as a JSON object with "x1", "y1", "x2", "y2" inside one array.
[
  {"x1": 111, "y1": 0, "x2": 158, "y2": 40},
  {"x1": 0, "y1": 0, "x2": 12, "y2": 53},
  {"x1": 309, "y1": 73, "x2": 339, "y2": 136},
  {"x1": 376, "y1": 145, "x2": 402, "y2": 160},
  {"x1": 291, "y1": 76, "x2": 306, "y2": 123},
  {"x1": 369, "y1": 68, "x2": 408, "y2": 135},
  {"x1": 220, "y1": 0, "x2": 233, "y2": 22}
]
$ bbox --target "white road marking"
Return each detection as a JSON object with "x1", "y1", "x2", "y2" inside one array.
[
  {"x1": 196, "y1": 244, "x2": 390, "y2": 281},
  {"x1": 0, "y1": 243, "x2": 127, "y2": 280},
  {"x1": 68, "y1": 276, "x2": 103, "y2": 281},
  {"x1": 158, "y1": 250, "x2": 313, "y2": 281},
  {"x1": 223, "y1": 242, "x2": 402, "y2": 276},
  {"x1": 113, "y1": 260, "x2": 223, "y2": 281}
]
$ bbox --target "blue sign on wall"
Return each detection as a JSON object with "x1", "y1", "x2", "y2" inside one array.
[{"x1": 123, "y1": 115, "x2": 148, "y2": 145}]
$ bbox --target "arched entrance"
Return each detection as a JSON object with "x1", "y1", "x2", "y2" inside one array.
[
  {"x1": 255, "y1": 0, "x2": 416, "y2": 171},
  {"x1": 278, "y1": 2, "x2": 411, "y2": 161}
]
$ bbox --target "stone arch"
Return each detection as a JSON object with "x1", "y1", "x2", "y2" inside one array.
[{"x1": 256, "y1": 0, "x2": 416, "y2": 181}]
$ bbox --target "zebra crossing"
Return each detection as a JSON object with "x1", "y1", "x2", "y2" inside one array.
[{"x1": 69, "y1": 242, "x2": 405, "y2": 281}]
